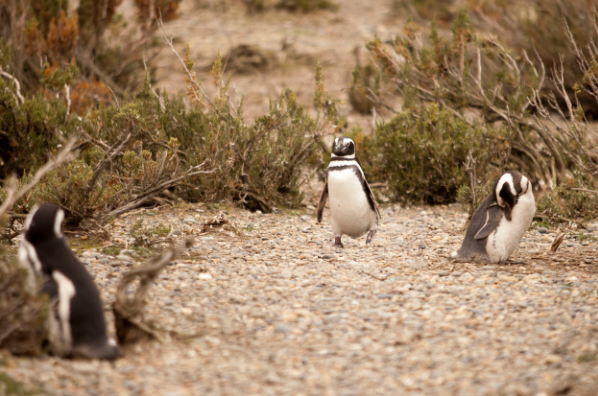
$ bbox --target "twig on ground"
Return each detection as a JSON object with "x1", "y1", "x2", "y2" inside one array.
[
  {"x1": 112, "y1": 238, "x2": 194, "y2": 345},
  {"x1": 551, "y1": 231, "x2": 568, "y2": 253}
]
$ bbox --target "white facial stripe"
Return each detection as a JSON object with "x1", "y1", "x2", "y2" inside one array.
[
  {"x1": 328, "y1": 158, "x2": 358, "y2": 167},
  {"x1": 50, "y1": 271, "x2": 75, "y2": 355},
  {"x1": 54, "y1": 209, "x2": 64, "y2": 238},
  {"x1": 495, "y1": 173, "x2": 515, "y2": 206},
  {"x1": 24, "y1": 205, "x2": 40, "y2": 231},
  {"x1": 520, "y1": 176, "x2": 529, "y2": 194}
]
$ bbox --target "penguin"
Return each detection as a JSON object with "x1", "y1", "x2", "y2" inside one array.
[
  {"x1": 317, "y1": 136, "x2": 381, "y2": 248},
  {"x1": 18, "y1": 204, "x2": 121, "y2": 360},
  {"x1": 449, "y1": 171, "x2": 536, "y2": 263}
]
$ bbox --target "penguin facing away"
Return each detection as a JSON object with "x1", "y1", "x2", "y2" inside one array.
[
  {"x1": 317, "y1": 136, "x2": 381, "y2": 248},
  {"x1": 19, "y1": 204, "x2": 121, "y2": 360},
  {"x1": 449, "y1": 171, "x2": 536, "y2": 263}
]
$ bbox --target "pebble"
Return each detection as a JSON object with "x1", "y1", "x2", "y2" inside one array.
[
  {"x1": 537, "y1": 227, "x2": 548, "y2": 234},
  {"x1": 116, "y1": 255, "x2": 133, "y2": 263},
  {"x1": 6, "y1": 203, "x2": 598, "y2": 396}
]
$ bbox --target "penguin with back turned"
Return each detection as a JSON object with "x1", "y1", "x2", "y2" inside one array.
[
  {"x1": 19, "y1": 203, "x2": 121, "y2": 360},
  {"x1": 450, "y1": 171, "x2": 536, "y2": 263},
  {"x1": 317, "y1": 136, "x2": 381, "y2": 248}
]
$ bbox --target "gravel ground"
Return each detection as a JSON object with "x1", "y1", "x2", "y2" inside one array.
[{"x1": 3, "y1": 203, "x2": 598, "y2": 395}]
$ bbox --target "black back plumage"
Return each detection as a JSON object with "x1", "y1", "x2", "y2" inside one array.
[
  {"x1": 23, "y1": 204, "x2": 120, "y2": 359},
  {"x1": 451, "y1": 171, "x2": 529, "y2": 261},
  {"x1": 454, "y1": 194, "x2": 502, "y2": 259}
]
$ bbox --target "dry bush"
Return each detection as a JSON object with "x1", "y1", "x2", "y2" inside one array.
[
  {"x1": 527, "y1": 17, "x2": 598, "y2": 223},
  {"x1": 0, "y1": 255, "x2": 49, "y2": 357},
  {"x1": 392, "y1": 0, "x2": 598, "y2": 116},
  {"x1": 359, "y1": 13, "x2": 550, "y2": 203},
  {"x1": 1, "y1": 32, "x2": 334, "y2": 231},
  {"x1": 0, "y1": 0, "x2": 180, "y2": 95},
  {"x1": 370, "y1": 9, "x2": 598, "y2": 221}
]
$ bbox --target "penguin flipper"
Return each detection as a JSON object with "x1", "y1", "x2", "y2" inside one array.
[
  {"x1": 474, "y1": 205, "x2": 503, "y2": 240},
  {"x1": 40, "y1": 276, "x2": 59, "y2": 298},
  {"x1": 317, "y1": 183, "x2": 328, "y2": 223},
  {"x1": 363, "y1": 179, "x2": 381, "y2": 220}
]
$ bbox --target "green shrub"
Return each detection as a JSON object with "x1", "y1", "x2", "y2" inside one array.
[
  {"x1": 352, "y1": 103, "x2": 504, "y2": 205},
  {"x1": 130, "y1": 219, "x2": 171, "y2": 246},
  {"x1": 1, "y1": 55, "x2": 331, "y2": 228},
  {"x1": 536, "y1": 177, "x2": 598, "y2": 223}
]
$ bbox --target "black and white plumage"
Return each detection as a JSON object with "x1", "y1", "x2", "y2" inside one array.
[
  {"x1": 450, "y1": 171, "x2": 536, "y2": 263},
  {"x1": 19, "y1": 204, "x2": 121, "y2": 360},
  {"x1": 317, "y1": 136, "x2": 381, "y2": 248}
]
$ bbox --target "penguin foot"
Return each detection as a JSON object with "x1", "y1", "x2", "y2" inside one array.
[
  {"x1": 334, "y1": 236, "x2": 344, "y2": 248},
  {"x1": 365, "y1": 230, "x2": 377, "y2": 244}
]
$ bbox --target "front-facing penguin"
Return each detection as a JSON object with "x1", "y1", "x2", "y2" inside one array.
[
  {"x1": 450, "y1": 171, "x2": 536, "y2": 263},
  {"x1": 19, "y1": 204, "x2": 121, "y2": 360},
  {"x1": 317, "y1": 136, "x2": 381, "y2": 248}
]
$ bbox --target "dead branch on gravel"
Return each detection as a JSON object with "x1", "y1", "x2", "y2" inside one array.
[
  {"x1": 112, "y1": 238, "x2": 194, "y2": 346},
  {"x1": 551, "y1": 231, "x2": 568, "y2": 253},
  {"x1": 201, "y1": 211, "x2": 244, "y2": 237}
]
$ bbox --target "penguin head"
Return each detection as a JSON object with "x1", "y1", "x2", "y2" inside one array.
[
  {"x1": 331, "y1": 136, "x2": 355, "y2": 158},
  {"x1": 23, "y1": 204, "x2": 65, "y2": 245},
  {"x1": 494, "y1": 171, "x2": 532, "y2": 220}
]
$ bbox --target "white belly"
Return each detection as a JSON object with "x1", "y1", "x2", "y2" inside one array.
[
  {"x1": 486, "y1": 192, "x2": 535, "y2": 262},
  {"x1": 328, "y1": 169, "x2": 377, "y2": 239}
]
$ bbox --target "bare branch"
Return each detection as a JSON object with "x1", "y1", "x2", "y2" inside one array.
[
  {"x1": 0, "y1": 138, "x2": 77, "y2": 218},
  {"x1": 0, "y1": 67, "x2": 25, "y2": 106},
  {"x1": 157, "y1": 18, "x2": 216, "y2": 112},
  {"x1": 113, "y1": 238, "x2": 194, "y2": 345}
]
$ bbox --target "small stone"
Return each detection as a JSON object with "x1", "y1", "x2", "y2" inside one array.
[
  {"x1": 537, "y1": 227, "x2": 548, "y2": 234},
  {"x1": 584, "y1": 257, "x2": 595, "y2": 264},
  {"x1": 544, "y1": 354, "x2": 562, "y2": 364},
  {"x1": 198, "y1": 273, "x2": 213, "y2": 280},
  {"x1": 461, "y1": 272, "x2": 474, "y2": 281},
  {"x1": 99, "y1": 258, "x2": 110, "y2": 265},
  {"x1": 116, "y1": 254, "x2": 132, "y2": 263},
  {"x1": 183, "y1": 218, "x2": 197, "y2": 224},
  {"x1": 437, "y1": 271, "x2": 450, "y2": 277},
  {"x1": 274, "y1": 324, "x2": 293, "y2": 334},
  {"x1": 180, "y1": 308, "x2": 193, "y2": 315}
]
